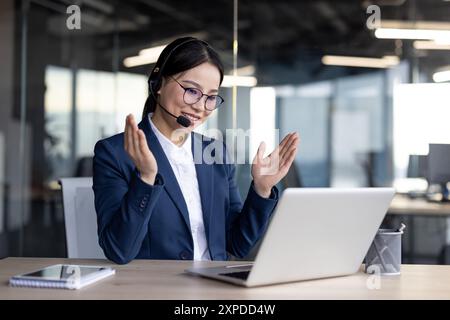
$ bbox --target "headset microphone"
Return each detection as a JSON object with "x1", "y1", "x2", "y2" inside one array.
[
  {"x1": 148, "y1": 79, "x2": 191, "y2": 128},
  {"x1": 158, "y1": 102, "x2": 192, "y2": 128},
  {"x1": 145, "y1": 38, "x2": 209, "y2": 128}
]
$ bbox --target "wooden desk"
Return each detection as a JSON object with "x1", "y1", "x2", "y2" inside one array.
[
  {"x1": 389, "y1": 194, "x2": 450, "y2": 216},
  {"x1": 388, "y1": 194, "x2": 450, "y2": 263},
  {"x1": 1, "y1": 258, "x2": 450, "y2": 299}
]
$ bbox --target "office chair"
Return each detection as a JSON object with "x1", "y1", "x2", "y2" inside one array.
[
  {"x1": 407, "y1": 154, "x2": 428, "y2": 179},
  {"x1": 59, "y1": 177, "x2": 105, "y2": 259},
  {"x1": 74, "y1": 156, "x2": 94, "y2": 177}
]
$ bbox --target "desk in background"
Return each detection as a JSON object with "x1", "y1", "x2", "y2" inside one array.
[
  {"x1": 389, "y1": 194, "x2": 450, "y2": 216},
  {"x1": 388, "y1": 194, "x2": 450, "y2": 263},
  {"x1": 1, "y1": 258, "x2": 450, "y2": 299}
]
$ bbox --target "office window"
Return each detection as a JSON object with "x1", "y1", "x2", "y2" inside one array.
[
  {"x1": 277, "y1": 82, "x2": 331, "y2": 187},
  {"x1": 331, "y1": 73, "x2": 385, "y2": 187},
  {"x1": 76, "y1": 70, "x2": 147, "y2": 158},
  {"x1": 45, "y1": 66, "x2": 148, "y2": 180},
  {"x1": 393, "y1": 83, "x2": 450, "y2": 179},
  {"x1": 44, "y1": 65, "x2": 73, "y2": 182},
  {"x1": 250, "y1": 87, "x2": 276, "y2": 161}
]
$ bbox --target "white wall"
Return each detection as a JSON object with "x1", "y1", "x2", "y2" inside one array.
[{"x1": 393, "y1": 83, "x2": 450, "y2": 179}]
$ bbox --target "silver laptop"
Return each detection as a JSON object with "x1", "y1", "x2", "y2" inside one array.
[{"x1": 185, "y1": 187, "x2": 395, "y2": 287}]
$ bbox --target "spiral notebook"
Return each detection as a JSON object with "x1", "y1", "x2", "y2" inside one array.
[{"x1": 9, "y1": 264, "x2": 115, "y2": 290}]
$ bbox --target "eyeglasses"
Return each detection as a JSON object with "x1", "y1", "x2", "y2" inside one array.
[{"x1": 170, "y1": 77, "x2": 224, "y2": 111}]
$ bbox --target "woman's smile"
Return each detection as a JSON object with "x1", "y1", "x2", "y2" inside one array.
[{"x1": 181, "y1": 111, "x2": 202, "y2": 124}]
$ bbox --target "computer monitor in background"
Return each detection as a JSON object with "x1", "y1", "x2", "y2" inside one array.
[
  {"x1": 407, "y1": 154, "x2": 428, "y2": 179},
  {"x1": 395, "y1": 154, "x2": 429, "y2": 198},
  {"x1": 428, "y1": 144, "x2": 450, "y2": 186},
  {"x1": 74, "y1": 156, "x2": 93, "y2": 177}
]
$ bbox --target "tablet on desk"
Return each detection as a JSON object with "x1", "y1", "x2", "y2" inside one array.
[{"x1": 9, "y1": 264, "x2": 115, "y2": 290}]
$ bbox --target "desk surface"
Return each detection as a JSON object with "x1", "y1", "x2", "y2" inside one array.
[
  {"x1": 388, "y1": 194, "x2": 450, "y2": 216},
  {"x1": 1, "y1": 258, "x2": 450, "y2": 299}
]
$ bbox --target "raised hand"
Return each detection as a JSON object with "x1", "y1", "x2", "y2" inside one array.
[
  {"x1": 251, "y1": 132, "x2": 300, "y2": 198},
  {"x1": 124, "y1": 114, "x2": 158, "y2": 185}
]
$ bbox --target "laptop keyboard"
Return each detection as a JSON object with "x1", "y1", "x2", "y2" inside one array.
[{"x1": 218, "y1": 271, "x2": 250, "y2": 280}]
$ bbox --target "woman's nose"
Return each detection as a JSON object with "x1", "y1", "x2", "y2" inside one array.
[{"x1": 191, "y1": 96, "x2": 206, "y2": 111}]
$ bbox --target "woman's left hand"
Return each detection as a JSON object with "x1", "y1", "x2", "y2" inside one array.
[{"x1": 251, "y1": 132, "x2": 300, "y2": 198}]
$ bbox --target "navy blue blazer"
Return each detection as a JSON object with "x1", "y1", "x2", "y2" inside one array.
[{"x1": 93, "y1": 118, "x2": 279, "y2": 264}]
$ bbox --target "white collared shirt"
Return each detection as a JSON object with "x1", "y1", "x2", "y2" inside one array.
[{"x1": 148, "y1": 114, "x2": 211, "y2": 261}]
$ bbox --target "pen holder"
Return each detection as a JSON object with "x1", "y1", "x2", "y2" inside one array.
[{"x1": 365, "y1": 228, "x2": 404, "y2": 275}]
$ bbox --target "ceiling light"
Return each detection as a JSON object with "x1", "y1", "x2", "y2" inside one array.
[
  {"x1": 123, "y1": 44, "x2": 167, "y2": 68},
  {"x1": 380, "y1": 20, "x2": 450, "y2": 30},
  {"x1": 414, "y1": 41, "x2": 450, "y2": 50},
  {"x1": 375, "y1": 28, "x2": 450, "y2": 42},
  {"x1": 138, "y1": 44, "x2": 167, "y2": 58},
  {"x1": 221, "y1": 76, "x2": 257, "y2": 87},
  {"x1": 123, "y1": 55, "x2": 154, "y2": 68},
  {"x1": 230, "y1": 65, "x2": 255, "y2": 76},
  {"x1": 321, "y1": 55, "x2": 399, "y2": 68},
  {"x1": 433, "y1": 70, "x2": 450, "y2": 82},
  {"x1": 123, "y1": 33, "x2": 207, "y2": 68}
]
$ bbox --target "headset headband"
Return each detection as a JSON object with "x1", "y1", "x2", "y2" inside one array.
[{"x1": 149, "y1": 38, "x2": 209, "y2": 90}]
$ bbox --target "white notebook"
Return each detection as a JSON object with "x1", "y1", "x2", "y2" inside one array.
[{"x1": 9, "y1": 264, "x2": 115, "y2": 290}]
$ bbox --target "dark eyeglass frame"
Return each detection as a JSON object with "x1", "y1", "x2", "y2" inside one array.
[{"x1": 170, "y1": 76, "x2": 224, "y2": 111}]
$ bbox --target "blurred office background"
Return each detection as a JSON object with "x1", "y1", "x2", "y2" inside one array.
[{"x1": 0, "y1": 0, "x2": 449, "y2": 262}]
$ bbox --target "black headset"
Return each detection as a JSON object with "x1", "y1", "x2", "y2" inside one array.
[
  {"x1": 148, "y1": 38, "x2": 210, "y2": 100},
  {"x1": 144, "y1": 37, "x2": 210, "y2": 127}
]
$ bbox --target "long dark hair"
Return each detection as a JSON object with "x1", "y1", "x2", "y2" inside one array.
[{"x1": 142, "y1": 37, "x2": 224, "y2": 119}]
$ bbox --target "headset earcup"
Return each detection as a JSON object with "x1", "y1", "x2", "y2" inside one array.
[
  {"x1": 148, "y1": 79, "x2": 156, "y2": 91},
  {"x1": 148, "y1": 79, "x2": 160, "y2": 96}
]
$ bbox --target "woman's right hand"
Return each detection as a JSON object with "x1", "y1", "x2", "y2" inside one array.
[{"x1": 124, "y1": 114, "x2": 158, "y2": 185}]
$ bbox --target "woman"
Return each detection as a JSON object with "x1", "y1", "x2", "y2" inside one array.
[{"x1": 93, "y1": 37, "x2": 299, "y2": 264}]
